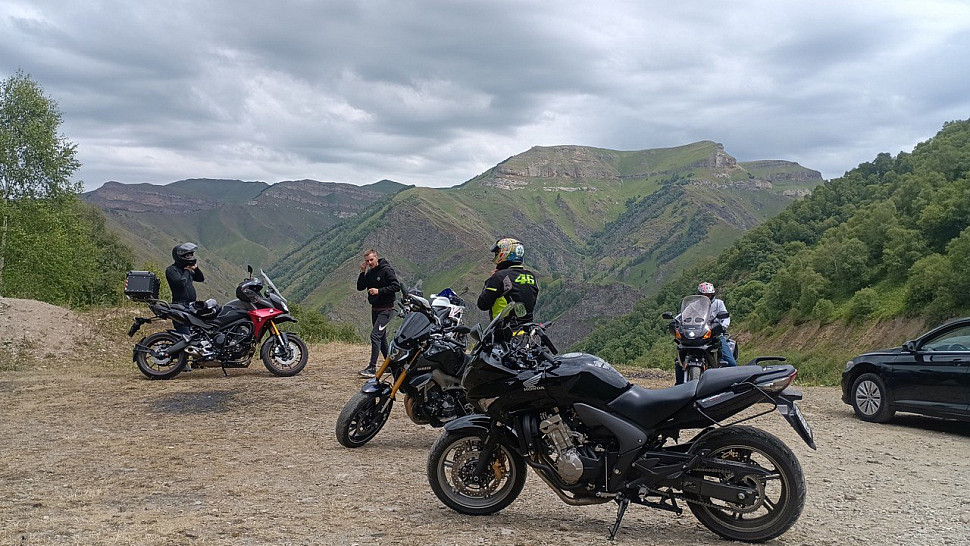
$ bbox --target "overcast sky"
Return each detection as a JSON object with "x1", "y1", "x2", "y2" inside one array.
[{"x1": 3, "y1": 1, "x2": 969, "y2": 192}]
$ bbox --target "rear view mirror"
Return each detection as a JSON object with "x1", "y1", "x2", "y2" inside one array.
[
  {"x1": 902, "y1": 340, "x2": 917, "y2": 352},
  {"x1": 661, "y1": 312, "x2": 673, "y2": 320}
]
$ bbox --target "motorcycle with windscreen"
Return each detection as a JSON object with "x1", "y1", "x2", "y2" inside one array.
[
  {"x1": 335, "y1": 287, "x2": 474, "y2": 448},
  {"x1": 125, "y1": 266, "x2": 308, "y2": 379},
  {"x1": 426, "y1": 303, "x2": 815, "y2": 542}
]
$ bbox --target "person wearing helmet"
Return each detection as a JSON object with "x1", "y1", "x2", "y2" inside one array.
[
  {"x1": 477, "y1": 238, "x2": 538, "y2": 323},
  {"x1": 356, "y1": 249, "x2": 402, "y2": 378},
  {"x1": 165, "y1": 242, "x2": 205, "y2": 338},
  {"x1": 699, "y1": 281, "x2": 736, "y2": 367}
]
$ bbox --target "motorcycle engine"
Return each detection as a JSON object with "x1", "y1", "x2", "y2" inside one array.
[
  {"x1": 538, "y1": 413, "x2": 585, "y2": 484},
  {"x1": 219, "y1": 323, "x2": 254, "y2": 360}
]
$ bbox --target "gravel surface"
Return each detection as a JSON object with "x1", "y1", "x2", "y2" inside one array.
[{"x1": 1, "y1": 298, "x2": 969, "y2": 545}]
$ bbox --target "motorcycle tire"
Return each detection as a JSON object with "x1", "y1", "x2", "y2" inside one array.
[
  {"x1": 335, "y1": 391, "x2": 393, "y2": 448},
  {"x1": 687, "y1": 366, "x2": 702, "y2": 381},
  {"x1": 134, "y1": 332, "x2": 189, "y2": 380},
  {"x1": 427, "y1": 429, "x2": 526, "y2": 516},
  {"x1": 260, "y1": 334, "x2": 308, "y2": 377},
  {"x1": 685, "y1": 425, "x2": 806, "y2": 542}
]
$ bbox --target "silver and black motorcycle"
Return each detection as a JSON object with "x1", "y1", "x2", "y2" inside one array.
[
  {"x1": 427, "y1": 303, "x2": 815, "y2": 542},
  {"x1": 663, "y1": 294, "x2": 738, "y2": 382},
  {"x1": 335, "y1": 287, "x2": 473, "y2": 448}
]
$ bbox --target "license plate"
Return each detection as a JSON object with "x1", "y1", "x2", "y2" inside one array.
[{"x1": 791, "y1": 401, "x2": 814, "y2": 440}]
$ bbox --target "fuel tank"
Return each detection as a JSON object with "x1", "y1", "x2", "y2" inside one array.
[{"x1": 464, "y1": 351, "x2": 631, "y2": 414}]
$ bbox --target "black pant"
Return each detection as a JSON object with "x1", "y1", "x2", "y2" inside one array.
[
  {"x1": 369, "y1": 308, "x2": 393, "y2": 367},
  {"x1": 172, "y1": 301, "x2": 192, "y2": 335}
]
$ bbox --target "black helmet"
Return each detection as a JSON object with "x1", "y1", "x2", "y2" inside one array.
[
  {"x1": 172, "y1": 242, "x2": 198, "y2": 267},
  {"x1": 236, "y1": 277, "x2": 263, "y2": 303}
]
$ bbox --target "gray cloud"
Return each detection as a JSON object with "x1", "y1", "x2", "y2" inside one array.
[{"x1": 2, "y1": 0, "x2": 969, "y2": 190}]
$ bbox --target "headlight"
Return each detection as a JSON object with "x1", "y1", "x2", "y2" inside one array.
[{"x1": 388, "y1": 346, "x2": 408, "y2": 361}]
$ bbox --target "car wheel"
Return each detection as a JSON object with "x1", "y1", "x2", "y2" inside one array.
[{"x1": 851, "y1": 372, "x2": 895, "y2": 423}]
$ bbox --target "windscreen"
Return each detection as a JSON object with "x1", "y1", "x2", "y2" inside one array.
[{"x1": 680, "y1": 295, "x2": 711, "y2": 325}]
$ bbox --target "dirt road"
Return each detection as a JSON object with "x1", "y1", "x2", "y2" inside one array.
[{"x1": 2, "y1": 340, "x2": 970, "y2": 545}]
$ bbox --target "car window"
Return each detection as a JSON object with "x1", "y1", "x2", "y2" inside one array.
[{"x1": 922, "y1": 324, "x2": 970, "y2": 352}]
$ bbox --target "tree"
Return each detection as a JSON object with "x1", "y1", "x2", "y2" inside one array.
[{"x1": 0, "y1": 70, "x2": 81, "y2": 294}]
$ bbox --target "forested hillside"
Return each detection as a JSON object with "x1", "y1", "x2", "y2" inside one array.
[
  {"x1": 581, "y1": 119, "x2": 970, "y2": 381},
  {"x1": 271, "y1": 142, "x2": 821, "y2": 345}
]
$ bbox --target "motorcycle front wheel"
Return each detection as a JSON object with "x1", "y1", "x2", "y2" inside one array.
[
  {"x1": 260, "y1": 334, "x2": 308, "y2": 377},
  {"x1": 427, "y1": 429, "x2": 526, "y2": 515},
  {"x1": 134, "y1": 332, "x2": 188, "y2": 380},
  {"x1": 686, "y1": 425, "x2": 806, "y2": 542},
  {"x1": 335, "y1": 391, "x2": 393, "y2": 448}
]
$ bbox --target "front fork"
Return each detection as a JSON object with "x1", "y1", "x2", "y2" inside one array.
[
  {"x1": 373, "y1": 349, "x2": 422, "y2": 413},
  {"x1": 267, "y1": 320, "x2": 292, "y2": 358}
]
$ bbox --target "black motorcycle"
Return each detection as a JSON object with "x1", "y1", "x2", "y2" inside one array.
[
  {"x1": 126, "y1": 266, "x2": 308, "y2": 379},
  {"x1": 335, "y1": 288, "x2": 473, "y2": 448},
  {"x1": 426, "y1": 303, "x2": 815, "y2": 542},
  {"x1": 663, "y1": 294, "x2": 738, "y2": 382}
]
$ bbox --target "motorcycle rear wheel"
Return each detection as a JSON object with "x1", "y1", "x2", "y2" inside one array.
[
  {"x1": 335, "y1": 391, "x2": 393, "y2": 448},
  {"x1": 134, "y1": 332, "x2": 188, "y2": 380},
  {"x1": 685, "y1": 425, "x2": 806, "y2": 542},
  {"x1": 260, "y1": 334, "x2": 308, "y2": 377},
  {"x1": 427, "y1": 429, "x2": 526, "y2": 515}
]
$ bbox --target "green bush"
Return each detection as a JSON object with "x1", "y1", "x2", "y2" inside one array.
[
  {"x1": 287, "y1": 304, "x2": 361, "y2": 344},
  {"x1": 811, "y1": 298, "x2": 835, "y2": 323},
  {"x1": 847, "y1": 287, "x2": 879, "y2": 322}
]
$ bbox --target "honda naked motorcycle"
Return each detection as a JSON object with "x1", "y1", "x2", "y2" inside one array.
[
  {"x1": 663, "y1": 294, "x2": 738, "y2": 382},
  {"x1": 427, "y1": 303, "x2": 815, "y2": 542},
  {"x1": 125, "y1": 266, "x2": 308, "y2": 379},
  {"x1": 335, "y1": 288, "x2": 474, "y2": 448}
]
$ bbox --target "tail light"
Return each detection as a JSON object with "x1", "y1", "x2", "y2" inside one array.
[{"x1": 756, "y1": 370, "x2": 797, "y2": 393}]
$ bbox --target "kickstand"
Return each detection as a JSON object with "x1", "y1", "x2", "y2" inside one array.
[
  {"x1": 221, "y1": 366, "x2": 228, "y2": 377},
  {"x1": 608, "y1": 496, "x2": 630, "y2": 541}
]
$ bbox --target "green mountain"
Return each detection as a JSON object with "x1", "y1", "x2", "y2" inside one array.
[
  {"x1": 83, "y1": 178, "x2": 409, "y2": 298},
  {"x1": 272, "y1": 142, "x2": 821, "y2": 345},
  {"x1": 580, "y1": 119, "x2": 970, "y2": 383}
]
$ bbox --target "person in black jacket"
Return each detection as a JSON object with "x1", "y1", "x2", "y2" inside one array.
[
  {"x1": 356, "y1": 249, "x2": 401, "y2": 377},
  {"x1": 477, "y1": 238, "x2": 538, "y2": 323},
  {"x1": 165, "y1": 242, "x2": 204, "y2": 337}
]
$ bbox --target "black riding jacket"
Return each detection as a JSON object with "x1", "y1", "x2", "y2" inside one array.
[
  {"x1": 165, "y1": 263, "x2": 204, "y2": 303},
  {"x1": 477, "y1": 263, "x2": 539, "y2": 322},
  {"x1": 357, "y1": 258, "x2": 402, "y2": 309}
]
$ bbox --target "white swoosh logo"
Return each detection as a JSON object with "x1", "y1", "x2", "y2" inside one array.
[{"x1": 378, "y1": 324, "x2": 387, "y2": 331}]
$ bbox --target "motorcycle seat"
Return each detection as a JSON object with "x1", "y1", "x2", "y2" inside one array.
[
  {"x1": 694, "y1": 366, "x2": 768, "y2": 399},
  {"x1": 607, "y1": 382, "x2": 696, "y2": 430}
]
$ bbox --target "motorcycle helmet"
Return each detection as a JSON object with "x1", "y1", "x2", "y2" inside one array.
[
  {"x1": 698, "y1": 282, "x2": 716, "y2": 297},
  {"x1": 491, "y1": 238, "x2": 524, "y2": 265},
  {"x1": 172, "y1": 242, "x2": 198, "y2": 267},
  {"x1": 236, "y1": 277, "x2": 264, "y2": 303}
]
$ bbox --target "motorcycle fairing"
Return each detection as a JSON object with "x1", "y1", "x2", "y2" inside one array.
[{"x1": 248, "y1": 307, "x2": 284, "y2": 337}]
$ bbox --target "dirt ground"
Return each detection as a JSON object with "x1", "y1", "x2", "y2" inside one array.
[{"x1": 1, "y1": 297, "x2": 969, "y2": 545}]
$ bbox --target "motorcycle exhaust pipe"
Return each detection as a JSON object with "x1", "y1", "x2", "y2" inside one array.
[
  {"x1": 163, "y1": 339, "x2": 190, "y2": 356},
  {"x1": 529, "y1": 465, "x2": 613, "y2": 506}
]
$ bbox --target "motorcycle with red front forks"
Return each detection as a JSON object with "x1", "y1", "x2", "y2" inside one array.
[{"x1": 125, "y1": 265, "x2": 308, "y2": 379}]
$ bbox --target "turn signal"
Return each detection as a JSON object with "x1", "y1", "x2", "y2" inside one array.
[{"x1": 702, "y1": 330, "x2": 712, "y2": 339}]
